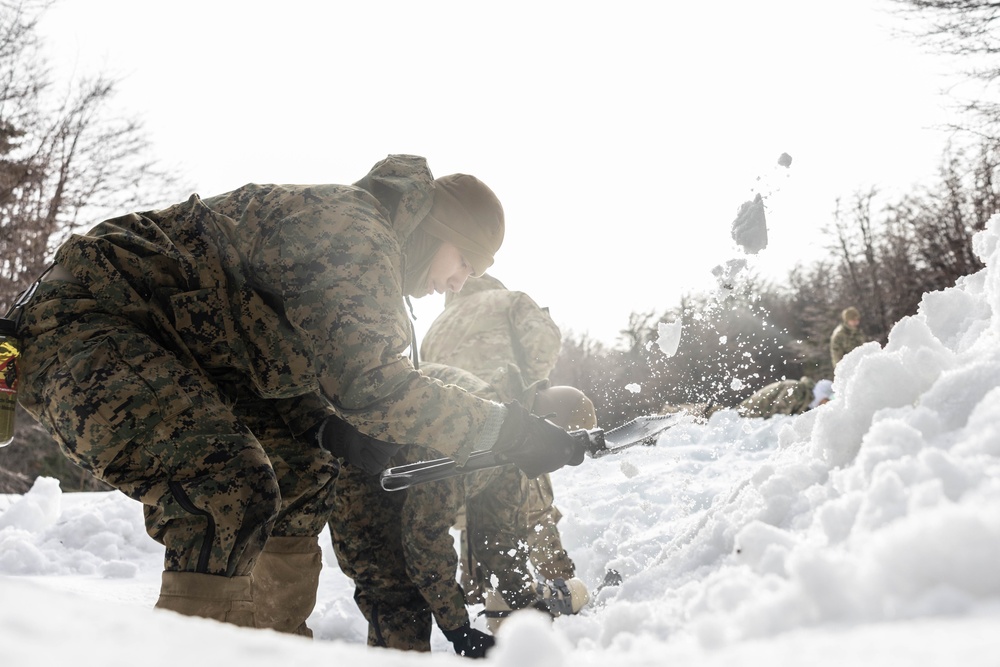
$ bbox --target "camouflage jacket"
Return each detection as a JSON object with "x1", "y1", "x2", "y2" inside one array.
[
  {"x1": 737, "y1": 378, "x2": 815, "y2": 419},
  {"x1": 830, "y1": 323, "x2": 867, "y2": 368},
  {"x1": 46, "y1": 155, "x2": 501, "y2": 461},
  {"x1": 419, "y1": 273, "x2": 562, "y2": 386}
]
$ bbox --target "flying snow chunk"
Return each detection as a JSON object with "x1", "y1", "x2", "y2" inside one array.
[
  {"x1": 778, "y1": 152, "x2": 792, "y2": 167},
  {"x1": 625, "y1": 383, "x2": 641, "y2": 394},
  {"x1": 711, "y1": 258, "x2": 747, "y2": 289},
  {"x1": 656, "y1": 320, "x2": 682, "y2": 357},
  {"x1": 731, "y1": 193, "x2": 768, "y2": 255},
  {"x1": 619, "y1": 460, "x2": 640, "y2": 478}
]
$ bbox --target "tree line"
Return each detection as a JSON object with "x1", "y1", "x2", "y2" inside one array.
[
  {"x1": 0, "y1": 0, "x2": 179, "y2": 491},
  {"x1": 549, "y1": 0, "x2": 1000, "y2": 428},
  {"x1": 551, "y1": 142, "x2": 997, "y2": 426}
]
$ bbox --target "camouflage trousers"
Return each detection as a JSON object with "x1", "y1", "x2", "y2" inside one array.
[
  {"x1": 330, "y1": 448, "x2": 577, "y2": 650},
  {"x1": 17, "y1": 281, "x2": 339, "y2": 576},
  {"x1": 329, "y1": 461, "x2": 437, "y2": 651},
  {"x1": 522, "y1": 474, "x2": 575, "y2": 582},
  {"x1": 461, "y1": 469, "x2": 575, "y2": 609},
  {"x1": 334, "y1": 448, "x2": 523, "y2": 650}
]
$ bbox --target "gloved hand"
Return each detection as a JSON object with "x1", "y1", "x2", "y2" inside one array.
[
  {"x1": 441, "y1": 623, "x2": 495, "y2": 659},
  {"x1": 492, "y1": 401, "x2": 587, "y2": 478},
  {"x1": 309, "y1": 415, "x2": 401, "y2": 475}
]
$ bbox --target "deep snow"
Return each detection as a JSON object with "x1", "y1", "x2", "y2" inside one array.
[{"x1": 2, "y1": 215, "x2": 1000, "y2": 666}]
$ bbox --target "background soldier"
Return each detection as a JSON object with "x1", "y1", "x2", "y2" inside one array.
[
  {"x1": 329, "y1": 361, "x2": 594, "y2": 658},
  {"x1": 420, "y1": 273, "x2": 590, "y2": 630},
  {"x1": 737, "y1": 376, "x2": 817, "y2": 419},
  {"x1": 830, "y1": 306, "x2": 868, "y2": 369}
]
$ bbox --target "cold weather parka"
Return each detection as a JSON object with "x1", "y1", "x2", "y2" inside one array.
[
  {"x1": 830, "y1": 314, "x2": 867, "y2": 369},
  {"x1": 19, "y1": 155, "x2": 502, "y2": 461},
  {"x1": 419, "y1": 273, "x2": 562, "y2": 386},
  {"x1": 737, "y1": 377, "x2": 816, "y2": 419}
]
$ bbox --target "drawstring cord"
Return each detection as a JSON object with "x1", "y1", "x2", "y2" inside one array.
[
  {"x1": 405, "y1": 295, "x2": 420, "y2": 370},
  {"x1": 4, "y1": 263, "x2": 54, "y2": 325}
]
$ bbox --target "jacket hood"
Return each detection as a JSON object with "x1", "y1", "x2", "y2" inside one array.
[
  {"x1": 444, "y1": 272, "x2": 507, "y2": 307},
  {"x1": 352, "y1": 154, "x2": 435, "y2": 241}
]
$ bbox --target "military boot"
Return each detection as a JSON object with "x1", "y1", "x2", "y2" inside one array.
[
  {"x1": 154, "y1": 571, "x2": 256, "y2": 627},
  {"x1": 252, "y1": 535, "x2": 323, "y2": 637},
  {"x1": 483, "y1": 588, "x2": 513, "y2": 633},
  {"x1": 534, "y1": 577, "x2": 589, "y2": 617}
]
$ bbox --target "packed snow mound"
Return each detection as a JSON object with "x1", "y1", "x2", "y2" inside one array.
[
  {"x1": 2, "y1": 218, "x2": 1000, "y2": 665},
  {"x1": 552, "y1": 212, "x2": 1000, "y2": 651}
]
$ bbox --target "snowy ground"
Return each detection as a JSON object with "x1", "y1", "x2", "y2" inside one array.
[{"x1": 3, "y1": 217, "x2": 1000, "y2": 666}]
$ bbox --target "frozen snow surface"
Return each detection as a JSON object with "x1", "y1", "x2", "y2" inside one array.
[{"x1": 3, "y1": 216, "x2": 1000, "y2": 665}]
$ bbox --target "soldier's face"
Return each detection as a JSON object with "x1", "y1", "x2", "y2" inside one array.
[{"x1": 424, "y1": 242, "x2": 474, "y2": 297}]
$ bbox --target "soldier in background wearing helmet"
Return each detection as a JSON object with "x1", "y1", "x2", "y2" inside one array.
[
  {"x1": 830, "y1": 306, "x2": 868, "y2": 369},
  {"x1": 12, "y1": 155, "x2": 588, "y2": 637}
]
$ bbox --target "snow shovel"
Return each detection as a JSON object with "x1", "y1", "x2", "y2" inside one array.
[{"x1": 379, "y1": 412, "x2": 687, "y2": 491}]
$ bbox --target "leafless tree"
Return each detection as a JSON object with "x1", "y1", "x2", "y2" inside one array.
[
  {"x1": 889, "y1": 0, "x2": 1000, "y2": 136},
  {"x1": 0, "y1": 0, "x2": 179, "y2": 312},
  {"x1": 0, "y1": 0, "x2": 178, "y2": 490}
]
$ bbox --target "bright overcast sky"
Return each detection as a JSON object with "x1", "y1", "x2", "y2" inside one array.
[{"x1": 37, "y1": 0, "x2": 960, "y2": 346}]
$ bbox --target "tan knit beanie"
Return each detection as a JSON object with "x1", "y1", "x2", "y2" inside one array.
[{"x1": 420, "y1": 174, "x2": 505, "y2": 275}]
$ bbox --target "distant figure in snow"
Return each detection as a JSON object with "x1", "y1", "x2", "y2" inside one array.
[
  {"x1": 738, "y1": 376, "x2": 817, "y2": 419},
  {"x1": 830, "y1": 306, "x2": 868, "y2": 370}
]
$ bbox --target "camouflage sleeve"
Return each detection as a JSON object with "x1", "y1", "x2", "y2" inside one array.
[
  {"x1": 770, "y1": 383, "x2": 802, "y2": 415},
  {"x1": 238, "y1": 185, "x2": 503, "y2": 461},
  {"x1": 739, "y1": 383, "x2": 781, "y2": 418},
  {"x1": 508, "y1": 294, "x2": 562, "y2": 385}
]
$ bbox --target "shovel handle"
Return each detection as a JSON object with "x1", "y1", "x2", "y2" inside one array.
[
  {"x1": 379, "y1": 428, "x2": 605, "y2": 492},
  {"x1": 380, "y1": 450, "x2": 504, "y2": 491}
]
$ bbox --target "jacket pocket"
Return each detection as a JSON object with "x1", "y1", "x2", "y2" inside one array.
[{"x1": 49, "y1": 335, "x2": 193, "y2": 476}]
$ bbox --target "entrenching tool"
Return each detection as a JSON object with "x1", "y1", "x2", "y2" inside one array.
[{"x1": 380, "y1": 413, "x2": 686, "y2": 492}]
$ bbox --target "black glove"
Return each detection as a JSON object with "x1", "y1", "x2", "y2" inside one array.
[
  {"x1": 309, "y1": 415, "x2": 401, "y2": 475},
  {"x1": 441, "y1": 623, "x2": 495, "y2": 659},
  {"x1": 492, "y1": 401, "x2": 587, "y2": 478}
]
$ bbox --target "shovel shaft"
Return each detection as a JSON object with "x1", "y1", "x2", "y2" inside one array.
[
  {"x1": 380, "y1": 429, "x2": 599, "y2": 491},
  {"x1": 380, "y1": 450, "x2": 502, "y2": 491},
  {"x1": 378, "y1": 414, "x2": 684, "y2": 491}
]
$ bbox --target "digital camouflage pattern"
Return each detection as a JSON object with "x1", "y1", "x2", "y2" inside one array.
[
  {"x1": 329, "y1": 462, "x2": 434, "y2": 649},
  {"x1": 403, "y1": 364, "x2": 546, "y2": 624},
  {"x1": 329, "y1": 362, "x2": 561, "y2": 650},
  {"x1": 518, "y1": 474, "x2": 574, "y2": 582},
  {"x1": 419, "y1": 273, "x2": 562, "y2": 386},
  {"x1": 18, "y1": 278, "x2": 337, "y2": 575},
  {"x1": 737, "y1": 377, "x2": 816, "y2": 419},
  {"x1": 15, "y1": 155, "x2": 506, "y2": 577},
  {"x1": 419, "y1": 276, "x2": 575, "y2": 600}
]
